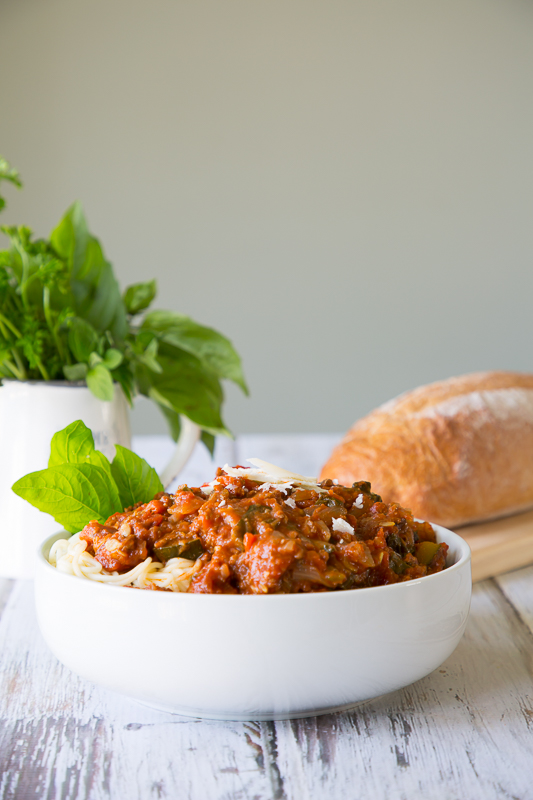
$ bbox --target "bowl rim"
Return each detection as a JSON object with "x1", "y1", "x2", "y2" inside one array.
[{"x1": 37, "y1": 522, "x2": 471, "y2": 601}]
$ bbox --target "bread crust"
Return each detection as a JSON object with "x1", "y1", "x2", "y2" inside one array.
[{"x1": 319, "y1": 371, "x2": 533, "y2": 528}]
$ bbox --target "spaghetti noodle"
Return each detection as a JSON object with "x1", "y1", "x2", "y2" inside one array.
[{"x1": 49, "y1": 534, "x2": 200, "y2": 592}]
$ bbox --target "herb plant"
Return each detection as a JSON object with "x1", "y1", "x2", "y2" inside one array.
[
  {"x1": 0, "y1": 159, "x2": 247, "y2": 451},
  {"x1": 12, "y1": 420, "x2": 163, "y2": 532}
]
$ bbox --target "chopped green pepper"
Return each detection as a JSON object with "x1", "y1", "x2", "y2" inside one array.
[
  {"x1": 154, "y1": 538, "x2": 204, "y2": 562},
  {"x1": 320, "y1": 495, "x2": 345, "y2": 508},
  {"x1": 415, "y1": 541, "x2": 441, "y2": 566}
]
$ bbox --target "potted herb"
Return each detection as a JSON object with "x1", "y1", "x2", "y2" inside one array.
[{"x1": 0, "y1": 158, "x2": 247, "y2": 577}]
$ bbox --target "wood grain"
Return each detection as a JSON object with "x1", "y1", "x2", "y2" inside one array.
[
  {"x1": 273, "y1": 575, "x2": 533, "y2": 800},
  {"x1": 1, "y1": 435, "x2": 532, "y2": 800},
  {"x1": 458, "y1": 510, "x2": 533, "y2": 583},
  {"x1": 1, "y1": 574, "x2": 533, "y2": 799}
]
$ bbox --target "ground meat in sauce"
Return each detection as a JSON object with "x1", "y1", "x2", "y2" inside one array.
[{"x1": 79, "y1": 469, "x2": 448, "y2": 594}]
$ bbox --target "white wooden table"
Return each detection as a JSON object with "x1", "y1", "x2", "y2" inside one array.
[{"x1": 1, "y1": 434, "x2": 533, "y2": 800}]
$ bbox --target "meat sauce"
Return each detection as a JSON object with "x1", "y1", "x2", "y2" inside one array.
[{"x1": 80, "y1": 468, "x2": 448, "y2": 594}]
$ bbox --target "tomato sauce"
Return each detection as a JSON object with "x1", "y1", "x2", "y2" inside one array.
[{"x1": 80, "y1": 468, "x2": 448, "y2": 593}]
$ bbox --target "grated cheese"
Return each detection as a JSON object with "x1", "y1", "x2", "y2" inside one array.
[
  {"x1": 201, "y1": 459, "x2": 327, "y2": 495},
  {"x1": 332, "y1": 518, "x2": 355, "y2": 535}
]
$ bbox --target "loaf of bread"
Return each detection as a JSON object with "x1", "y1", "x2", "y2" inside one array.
[{"x1": 320, "y1": 371, "x2": 533, "y2": 528}]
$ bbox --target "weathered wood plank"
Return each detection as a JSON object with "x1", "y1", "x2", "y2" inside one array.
[
  {"x1": 2, "y1": 576, "x2": 532, "y2": 799},
  {"x1": 273, "y1": 577, "x2": 533, "y2": 800},
  {"x1": 495, "y1": 564, "x2": 533, "y2": 636},
  {"x1": 0, "y1": 582, "x2": 276, "y2": 800}
]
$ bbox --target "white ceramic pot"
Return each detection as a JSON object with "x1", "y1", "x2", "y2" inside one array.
[
  {"x1": 35, "y1": 525, "x2": 471, "y2": 721},
  {"x1": 0, "y1": 380, "x2": 199, "y2": 579}
]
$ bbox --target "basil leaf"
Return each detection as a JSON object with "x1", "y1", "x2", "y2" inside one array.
[
  {"x1": 137, "y1": 337, "x2": 162, "y2": 374},
  {"x1": 86, "y1": 363, "x2": 114, "y2": 401},
  {"x1": 51, "y1": 202, "x2": 128, "y2": 341},
  {"x1": 111, "y1": 444, "x2": 163, "y2": 508},
  {"x1": 12, "y1": 462, "x2": 121, "y2": 533},
  {"x1": 63, "y1": 363, "x2": 88, "y2": 381},
  {"x1": 155, "y1": 402, "x2": 181, "y2": 442},
  {"x1": 48, "y1": 419, "x2": 115, "y2": 481},
  {"x1": 200, "y1": 430, "x2": 216, "y2": 456},
  {"x1": 49, "y1": 420, "x2": 95, "y2": 467},
  {"x1": 50, "y1": 200, "x2": 89, "y2": 278},
  {"x1": 143, "y1": 346, "x2": 229, "y2": 436},
  {"x1": 78, "y1": 257, "x2": 127, "y2": 341},
  {"x1": 103, "y1": 348, "x2": 123, "y2": 370},
  {"x1": 142, "y1": 310, "x2": 248, "y2": 394},
  {"x1": 123, "y1": 280, "x2": 156, "y2": 315},
  {"x1": 111, "y1": 362, "x2": 135, "y2": 404},
  {"x1": 67, "y1": 317, "x2": 99, "y2": 363},
  {"x1": 86, "y1": 449, "x2": 116, "y2": 485}
]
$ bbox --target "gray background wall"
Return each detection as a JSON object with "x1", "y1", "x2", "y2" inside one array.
[{"x1": 1, "y1": 0, "x2": 532, "y2": 437}]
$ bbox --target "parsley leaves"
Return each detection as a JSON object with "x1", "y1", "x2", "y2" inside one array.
[{"x1": 0, "y1": 159, "x2": 247, "y2": 443}]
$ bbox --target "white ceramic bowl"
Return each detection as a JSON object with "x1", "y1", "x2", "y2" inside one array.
[{"x1": 35, "y1": 524, "x2": 471, "y2": 721}]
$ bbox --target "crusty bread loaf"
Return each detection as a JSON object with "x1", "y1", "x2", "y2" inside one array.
[{"x1": 320, "y1": 371, "x2": 533, "y2": 528}]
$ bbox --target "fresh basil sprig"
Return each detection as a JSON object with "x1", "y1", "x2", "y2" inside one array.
[
  {"x1": 12, "y1": 420, "x2": 164, "y2": 533},
  {"x1": 0, "y1": 160, "x2": 248, "y2": 452}
]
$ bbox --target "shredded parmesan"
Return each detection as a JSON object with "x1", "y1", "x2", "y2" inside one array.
[
  {"x1": 284, "y1": 496, "x2": 296, "y2": 509},
  {"x1": 218, "y1": 459, "x2": 326, "y2": 493},
  {"x1": 332, "y1": 518, "x2": 355, "y2": 535},
  {"x1": 354, "y1": 493, "x2": 364, "y2": 509}
]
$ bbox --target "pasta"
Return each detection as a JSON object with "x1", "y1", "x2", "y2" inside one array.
[{"x1": 49, "y1": 533, "x2": 200, "y2": 592}]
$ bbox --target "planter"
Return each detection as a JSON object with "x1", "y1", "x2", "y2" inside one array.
[{"x1": 0, "y1": 380, "x2": 199, "y2": 579}]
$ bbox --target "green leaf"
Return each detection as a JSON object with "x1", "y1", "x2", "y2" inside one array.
[
  {"x1": 0, "y1": 158, "x2": 22, "y2": 188},
  {"x1": 0, "y1": 157, "x2": 22, "y2": 213},
  {"x1": 67, "y1": 317, "x2": 99, "y2": 363},
  {"x1": 200, "y1": 430, "x2": 216, "y2": 456},
  {"x1": 63, "y1": 362, "x2": 88, "y2": 381},
  {"x1": 86, "y1": 447, "x2": 115, "y2": 482},
  {"x1": 50, "y1": 201, "x2": 89, "y2": 276},
  {"x1": 50, "y1": 202, "x2": 128, "y2": 341},
  {"x1": 136, "y1": 336, "x2": 162, "y2": 374},
  {"x1": 12, "y1": 462, "x2": 121, "y2": 533},
  {"x1": 14, "y1": 420, "x2": 170, "y2": 530},
  {"x1": 16, "y1": 419, "x2": 166, "y2": 530},
  {"x1": 123, "y1": 280, "x2": 157, "y2": 315},
  {"x1": 111, "y1": 444, "x2": 164, "y2": 508},
  {"x1": 155, "y1": 402, "x2": 181, "y2": 441},
  {"x1": 88, "y1": 351, "x2": 102, "y2": 368},
  {"x1": 142, "y1": 310, "x2": 248, "y2": 394},
  {"x1": 140, "y1": 345, "x2": 230, "y2": 436},
  {"x1": 48, "y1": 418, "x2": 115, "y2": 482},
  {"x1": 111, "y1": 361, "x2": 135, "y2": 405},
  {"x1": 103, "y1": 348, "x2": 123, "y2": 370},
  {"x1": 48, "y1": 420, "x2": 95, "y2": 467},
  {"x1": 86, "y1": 363, "x2": 114, "y2": 401}
]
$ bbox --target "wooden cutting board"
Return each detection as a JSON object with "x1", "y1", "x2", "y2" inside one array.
[{"x1": 456, "y1": 508, "x2": 533, "y2": 582}]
